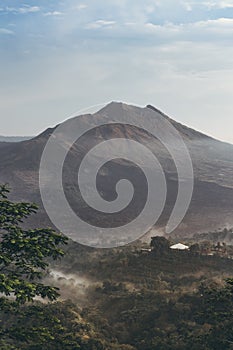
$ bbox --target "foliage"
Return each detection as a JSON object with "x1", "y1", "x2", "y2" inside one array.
[
  {"x1": 0, "y1": 301, "x2": 110, "y2": 349},
  {"x1": 60, "y1": 242, "x2": 233, "y2": 350},
  {"x1": 2, "y1": 184, "x2": 233, "y2": 348},
  {"x1": 150, "y1": 236, "x2": 170, "y2": 253},
  {"x1": 2, "y1": 236, "x2": 233, "y2": 349},
  {"x1": 0, "y1": 184, "x2": 68, "y2": 304},
  {"x1": 189, "y1": 243, "x2": 200, "y2": 254}
]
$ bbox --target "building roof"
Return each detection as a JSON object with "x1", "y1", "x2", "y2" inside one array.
[{"x1": 170, "y1": 243, "x2": 189, "y2": 250}]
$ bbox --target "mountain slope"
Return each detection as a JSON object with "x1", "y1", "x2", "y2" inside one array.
[
  {"x1": 0, "y1": 102, "x2": 233, "y2": 239},
  {"x1": 0, "y1": 136, "x2": 32, "y2": 142}
]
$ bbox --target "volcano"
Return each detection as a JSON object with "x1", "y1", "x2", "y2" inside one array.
[{"x1": 1, "y1": 102, "x2": 233, "y2": 241}]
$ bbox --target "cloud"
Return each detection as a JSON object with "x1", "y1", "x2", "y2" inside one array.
[
  {"x1": 182, "y1": 2, "x2": 193, "y2": 11},
  {"x1": 44, "y1": 11, "x2": 63, "y2": 17},
  {"x1": 193, "y1": 17, "x2": 233, "y2": 33},
  {"x1": 122, "y1": 16, "x2": 233, "y2": 41},
  {"x1": 0, "y1": 28, "x2": 14, "y2": 35},
  {"x1": 75, "y1": 4, "x2": 88, "y2": 10},
  {"x1": 18, "y1": 6, "x2": 40, "y2": 14},
  {"x1": 86, "y1": 20, "x2": 116, "y2": 29},
  {"x1": 6, "y1": 6, "x2": 40, "y2": 14},
  {"x1": 144, "y1": 22, "x2": 181, "y2": 33},
  {"x1": 202, "y1": 1, "x2": 233, "y2": 9},
  {"x1": 145, "y1": 5, "x2": 156, "y2": 13}
]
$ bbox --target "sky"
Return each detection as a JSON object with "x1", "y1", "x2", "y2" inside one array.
[{"x1": 1, "y1": 1, "x2": 233, "y2": 143}]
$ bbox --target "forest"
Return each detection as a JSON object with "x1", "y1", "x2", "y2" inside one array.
[{"x1": 1, "y1": 185, "x2": 233, "y2": 349}]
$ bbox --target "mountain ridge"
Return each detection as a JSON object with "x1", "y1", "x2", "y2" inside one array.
[
  {"x1": 0, "y1": 136, "x2": 32, "y2": 143},
  {"x1": 1, "y1": 101, "x2": 233, "y2": 239}
]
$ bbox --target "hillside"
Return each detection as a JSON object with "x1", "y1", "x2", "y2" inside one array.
[
  {"x1": 2, "y1": 237, "x2": 233, "y2": 349},
  {"x1": 44, "y1": 242, "x2": 233, "y2": 349},
  {"x1": 0, "y1": 136, "x2": 32, "y2": 142},
  {"x1": 0, "y1": 102, "x2": 233, "y2": 239}
]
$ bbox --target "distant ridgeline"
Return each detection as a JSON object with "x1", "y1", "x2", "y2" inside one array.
[
  {"x1": 0, "y1": 136, "x2": 32, "y2": 142},
  {"x1": 180, "y1": 228, "x2": 233, "y2": 245}
]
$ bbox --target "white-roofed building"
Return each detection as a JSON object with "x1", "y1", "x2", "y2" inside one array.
[{"x1": 170, "y1": 243, "x2": 189, "y2": 250}]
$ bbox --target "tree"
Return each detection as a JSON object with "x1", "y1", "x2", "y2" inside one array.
[
  {"x1": 189, "y1": 243, "x2": 200, "y2": 255},
  {"x1": 150, "y1": 236, "x2": 170, "y2": 253},
  {"x1": 0, "y1": 184, "x2": 68, "y2": 304},
  {"x1": 193, "y1": 278, "x2": 233, "y2": 350},
  {"x1": 0, "y1": 301, "x2": 107, "y2": 350}
]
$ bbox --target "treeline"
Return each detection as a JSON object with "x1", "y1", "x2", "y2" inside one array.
[
  {"x1": 49, "y1": 240, "x2": 233, "y2": 349},
  {"x1": 2, "y1": 263, "x2": 233, "y2": 349},
  {"x1": 1, "y1": 185, "x2": 233, "y2": 349}
]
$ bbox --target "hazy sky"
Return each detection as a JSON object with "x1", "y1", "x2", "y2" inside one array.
[{"x1": 1, "y1": 0, "x2": 233, "y2": 142}]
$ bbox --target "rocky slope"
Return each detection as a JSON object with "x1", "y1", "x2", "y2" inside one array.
[{"x1": 0, "y1": 102, "x2": 233, "y2": 239}]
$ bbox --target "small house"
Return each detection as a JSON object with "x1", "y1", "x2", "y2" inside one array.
[{"x1": 170, "y1": 243, "x2": 189, "y2": 250}]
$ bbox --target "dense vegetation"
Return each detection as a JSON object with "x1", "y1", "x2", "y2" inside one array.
[
  {"x1": 0, "y1": 184, "x2": 68, "y2": 304},
  {"x1": 47, "y1": 239, "x2": 233, "y2": 350},
  {"x1": 3, "y1": 243, "x2": 233, "y2": 349},
  {"x1": 1, "y1": 185, "x2": 233, "y2": 349}
]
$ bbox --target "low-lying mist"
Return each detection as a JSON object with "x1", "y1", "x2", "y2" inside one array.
[{"x1": 43, "y1": 269, "x2": 93, "y2": 304}]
